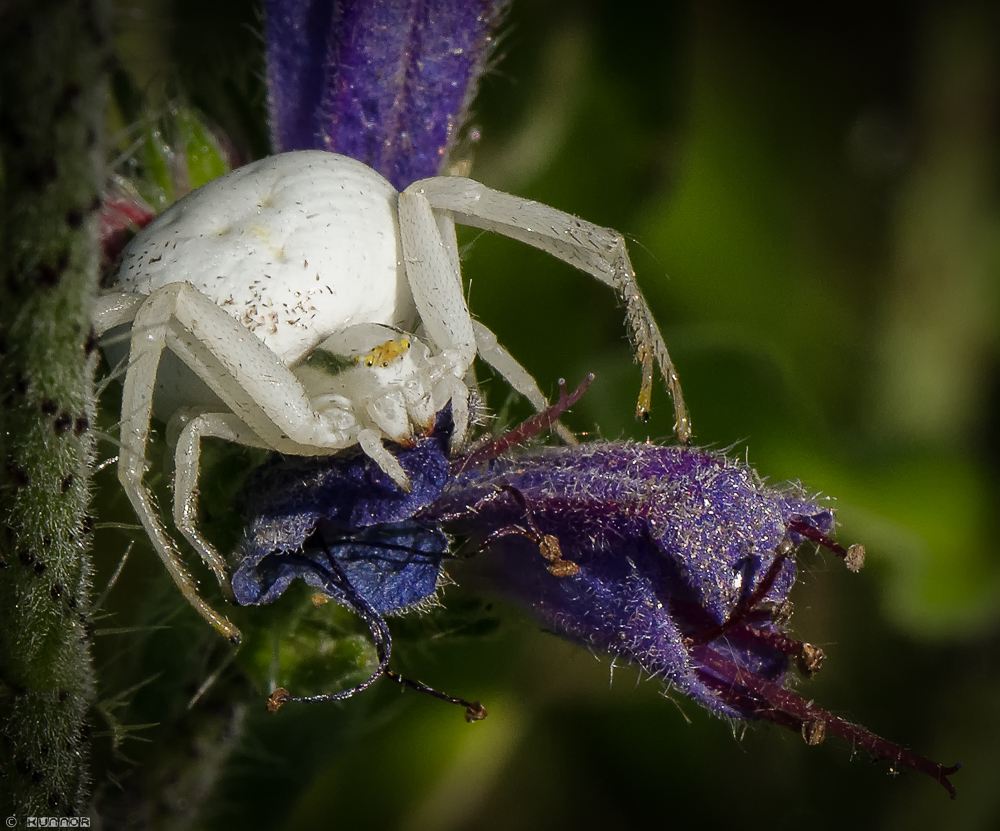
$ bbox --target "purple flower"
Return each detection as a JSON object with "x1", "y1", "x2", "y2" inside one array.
[
  {"x1": 265, "y1": 0, "x2": 507, "y2": 189},
  {"x1": 430, "y1": 441, "x2": 828, "y2": 719},
  {"x1": 231, "y1": 379, "x2": 959, "y2": 796}
]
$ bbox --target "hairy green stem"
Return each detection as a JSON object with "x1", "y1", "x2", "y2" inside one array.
[{"x1": 0, "y1": 0, "x2": 108, "y2": 815}]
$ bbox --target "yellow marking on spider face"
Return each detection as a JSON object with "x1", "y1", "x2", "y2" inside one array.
[{"x1": 360, "y1": 337, "x2": 411, "y2": 368}]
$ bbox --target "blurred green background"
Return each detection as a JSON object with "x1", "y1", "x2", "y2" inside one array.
[{"x1": 90, "y1": 0, "x2": 1000, "y2": 827}]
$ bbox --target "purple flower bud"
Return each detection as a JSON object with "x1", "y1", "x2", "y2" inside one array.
[
  {"x1": 429, "y1": 442, "x2": 828, "y2": 719},
  {"x1": 264, "y1": 0, "x2": 508, "y2": 189}
]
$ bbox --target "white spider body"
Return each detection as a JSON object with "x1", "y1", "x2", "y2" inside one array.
[
  {"x1": 117, "y1": 153, "x2": 412, "y2": 368},
  {"x1": 93, "y1": 150, "x2": 689, "y2": 642}
]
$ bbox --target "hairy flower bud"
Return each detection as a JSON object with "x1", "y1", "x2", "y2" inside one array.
[
  {"x1": 429, "y1": 442, "x2": 830, "y2": 719},
  {"x1": 265, "y1": 0, "x2": 508, "y2": 189}
]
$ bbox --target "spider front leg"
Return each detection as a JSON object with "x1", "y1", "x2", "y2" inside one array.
[
  {"x1": 116, "y1": 283, "x2": 367, "y2": 640},
  {"x1": 170, "y1": 410, "x2": 270, "y2": 600},
  {"x1": 403, "y1": 196, "x2": 577, "y2": 444},
  {"x1": 429, "y1": 207, "x2": 556, "y2": 416},
  {"x1": 117, "y1": 293, "x2": 241, "y2": 640},
  {"x1": 92, "y1": 291, "x2": 145, "y2": 336},
  {"x1": 397, "y1": 190, "x2": 478, "y2": 454},
  {"x1": 407, "y1": 176, "x2": 692, "y2": 442}
]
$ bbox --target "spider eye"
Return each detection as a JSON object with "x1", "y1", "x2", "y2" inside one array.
[{"x1": 366, "y1": 358, "x2": 373, "y2": 367}]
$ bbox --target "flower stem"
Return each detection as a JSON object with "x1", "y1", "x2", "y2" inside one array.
[
  {"x1": 695, "y1": 647, "x2": 960, "y2": 798},
  {"x1": 0, "y1": 0, "x2": 109, "y2": 814}
]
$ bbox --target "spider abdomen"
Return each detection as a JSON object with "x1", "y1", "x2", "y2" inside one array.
[{"x1": 116, "y1": 151, "x2": 416, "y2": 366}]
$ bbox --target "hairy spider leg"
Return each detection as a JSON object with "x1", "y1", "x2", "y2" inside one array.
[
  {"x1": 170, "y1": 411, "x2": 271, "y2": 600},
  {"x1": 396, "y1": 188, "x2": 476, "y2": 452},
  {"x1": 406, "y1": 176, "x2": 691, "y2": 442},
  {"x1": 426, "y1": 199, "x2": 577, "y2": 445}
]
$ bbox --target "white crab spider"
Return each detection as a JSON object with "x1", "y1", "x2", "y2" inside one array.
[{"x1": 93, "y1": 150, "x2": 689, "y2": 642}]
